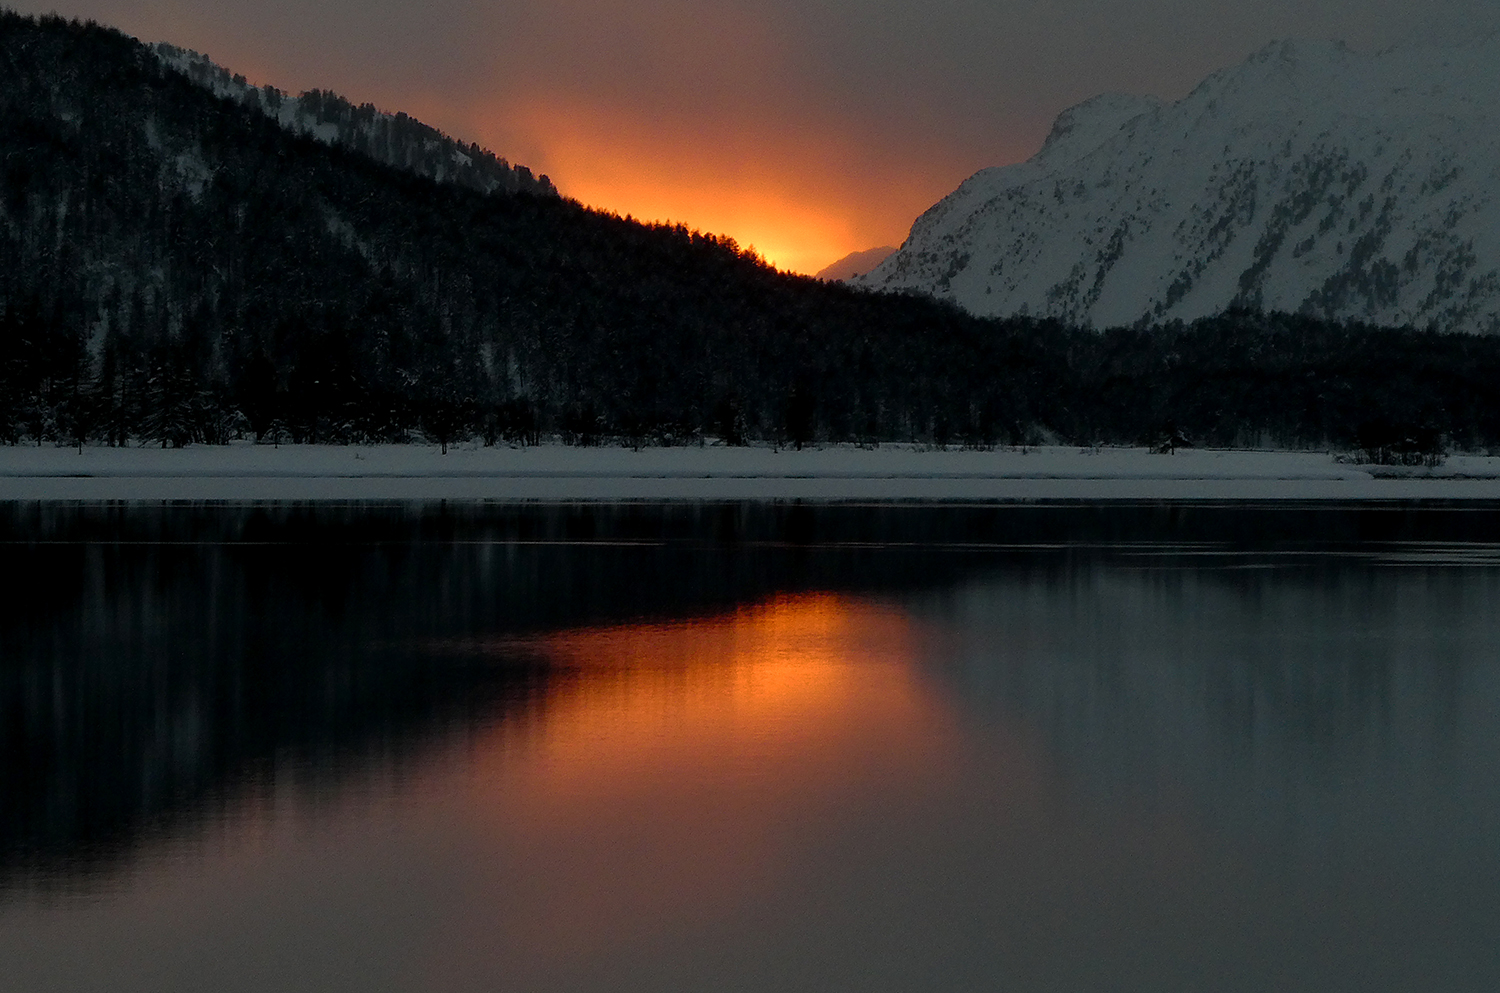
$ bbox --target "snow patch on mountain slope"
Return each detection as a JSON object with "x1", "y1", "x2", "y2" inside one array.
[
  {"x1": 152, "y1": 44, "x2": 556, "y2": 199},
  {"x1": 859, "y1": 38, "x2": 1500, "y2": 332}
]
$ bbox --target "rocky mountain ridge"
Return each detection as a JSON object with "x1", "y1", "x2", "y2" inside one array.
[{"x1": 153, "y1": 43, "x2": 556, "y2": 198}]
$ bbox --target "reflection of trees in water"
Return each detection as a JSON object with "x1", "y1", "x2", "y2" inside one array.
[
  {"x1": 0, "y1": 546, "x2": 548, "y2": 887},
  {"x1": 0, "y1": 501, "x2": 975, "y2": 886},
  {"x1": 920, "y1": 562, "x2": 1498, "y2": 853},
  {"x1": 3, "y1": 501, "x2": 1500, "y2": 886}
]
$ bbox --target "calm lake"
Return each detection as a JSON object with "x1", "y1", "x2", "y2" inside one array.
[{"x1": 2, "y1": 501, "x2": 1498, "y2": 992}]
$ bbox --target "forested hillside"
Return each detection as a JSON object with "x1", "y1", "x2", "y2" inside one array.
[
  {"x1": 3, "y1": 13, "x2": 1500, "y2": 455},
  {"x1": 0, "y1": 13, "x2": 1060, "y2": 450}
]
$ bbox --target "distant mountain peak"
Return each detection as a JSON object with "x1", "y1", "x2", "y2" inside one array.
[
  {"x1": 1036, "y1": 92, "x2": 1163, "y2": 163},
  {"x1": 815, "y1": 247, "x2": 898, "y2": 282},
  {"x1": 859, "y1": 37, "x2": 1500, "y2": 332}
]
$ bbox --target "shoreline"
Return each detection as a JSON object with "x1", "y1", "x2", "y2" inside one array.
[{"x1": 1, "y1": 443, "x2": 1499, "y2": 500}]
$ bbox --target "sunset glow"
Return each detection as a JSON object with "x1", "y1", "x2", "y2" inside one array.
[
  {"x1": 16, "y1": 0, "x2": 1492, "y2": 278},
  {"x1": 491, "y1": 99, "x2": 957, "y2": 274}
]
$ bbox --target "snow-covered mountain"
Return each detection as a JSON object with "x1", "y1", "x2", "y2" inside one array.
[
  {"x1": 153, "y1": 44, "x2": 556, "y2": 198},
  {"x1": 858, "y1": 38, "x2": 1500, "y2": 332},
  {"x1": 814, "y1": 246, "x2": 897, "y2": 281}
]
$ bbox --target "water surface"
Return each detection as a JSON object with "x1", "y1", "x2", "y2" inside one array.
[{"x1": 2, "y1": 502, "x2": 1497, "y2": 991}]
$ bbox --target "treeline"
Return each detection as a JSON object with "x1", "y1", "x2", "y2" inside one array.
[
  {"x1": 2, "y1": 14, "x2": 1498, "y2": 455},
  {"x1": 1065, "y1": 314, "x2": 1500, "y2": 457}
]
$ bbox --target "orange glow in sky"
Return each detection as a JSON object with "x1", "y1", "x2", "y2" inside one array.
[
  {"x1": 33, "y1": 0, "x2": 1485, "y2": 277},
  {"x1": 22, "y1": 1, "x2": 1045, "y2": 276},
  {"x1": 484, "y1": 98, "x2": 959, "y2": 274},
  {"x1": 28, "y1": 3, "x2": 1024, "y2": 277}
]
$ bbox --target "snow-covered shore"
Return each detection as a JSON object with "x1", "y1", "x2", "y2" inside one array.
[{"x1": 2, "y1": 443, "x2": 1499, "y2": 501}]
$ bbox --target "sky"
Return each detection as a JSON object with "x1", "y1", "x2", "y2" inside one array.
[{"x1": 13, "y1": 0, "x2": 1500, "y2": 273}]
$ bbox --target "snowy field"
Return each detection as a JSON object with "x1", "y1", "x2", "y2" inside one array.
[{"x1": 2, "y1": 443, "x2": 1500, "y2": 501}]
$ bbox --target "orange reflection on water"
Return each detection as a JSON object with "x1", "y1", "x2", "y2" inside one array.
[
  {"x1": 519, "y1": 595, "x2": 917, "y2": 781},
  {"x1": 455, "y1": 594, "x2": 965, "y2": 970}
]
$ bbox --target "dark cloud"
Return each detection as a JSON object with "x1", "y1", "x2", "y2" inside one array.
[{"x1": 12, "y1": 0, "x2": 1500, "y2": 270}]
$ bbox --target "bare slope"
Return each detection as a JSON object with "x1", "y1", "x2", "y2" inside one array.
[{"x1": 860, "y1": 39, "x2": 1500, "y2": 332}]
